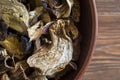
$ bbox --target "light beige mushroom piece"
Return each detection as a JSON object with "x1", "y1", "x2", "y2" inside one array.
[
  {"x1": 27, "y1": 19, "x2": 78, "y2": 77},
  {"x1": 1, "y1": 73, "x2": 10, "y2": 80},
  {"x1": 0, "y1": 0, "x2": 29, "y2": 33},
  {"x1": 27, "y1": 21, "x2": 54, "y2": 41}
]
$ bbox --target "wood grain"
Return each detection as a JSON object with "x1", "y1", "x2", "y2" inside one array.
[{"x1": 82, "y1": 0, "x2": 120, "y2": 80}]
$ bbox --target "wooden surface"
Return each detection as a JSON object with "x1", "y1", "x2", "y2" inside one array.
[{"x1": 82, "y1": 0, "x2": 120, "y2": 80}]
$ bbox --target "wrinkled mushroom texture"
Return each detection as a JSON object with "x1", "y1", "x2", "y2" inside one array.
[
  {"x1": 0, "y1": 0, "x2": 29, "y2": 33},
  {"x1": 27, "y1": 19, "x2": 74, "y2": 76},
  {"x1": 42, "y1": 0, "x2": 74, "y2": 18}
]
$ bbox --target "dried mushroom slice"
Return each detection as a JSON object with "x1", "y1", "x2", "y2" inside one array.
[
  {"x1": 29, "y1": 7, "x2": 44, "y2": 25},
  {"x1": 9, "y1": 60, "x2": 30, "y2": 80},
  {"x1": 64, "y1": 20, "x2": 79, "y2": 40},
  {"x1": 27, "y1": 19, "x2": 73, "y2": 77},
  {"x1": 0, "y1": 35, "x2": 23, "y2": 59},
  {"x1": 28, "y1": 0, "x2": 43, "y2": 10},
  {"x1": 33, "y1": 76, "x2": 48, "y2": 80},
  {"x1": 28, "y1": 21, "x2": 54, "y2": 41},
  {"x1": 42, "y1": 0, "x2": 74, "y2": 18},
  {"x1": 1, "y1": 73, "x2": 10, "y2": 80},
  {"x1": 2, "y1": 15, "x2": 28, "y2": 34},
  {"x1": 0, "y1": 49, "x2": 14, "y2": 75},
  {"x1": 29, "y1": 6, "x2": 51, "y2": 26},
  {"x1": 0, "y1": 0, "x2": 29, "y2": 33},
  {"x1": 27, "y1": 21, "x2": 44, "y2": 41}
]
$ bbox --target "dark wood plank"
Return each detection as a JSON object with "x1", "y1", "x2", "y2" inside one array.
[{"x1": 82, "y1": 15, "x2": 120, "y2": 80}]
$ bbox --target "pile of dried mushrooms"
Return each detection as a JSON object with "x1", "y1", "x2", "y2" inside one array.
[{"x1": 0, "y1": 0, "x2": 81, "y2": 80}]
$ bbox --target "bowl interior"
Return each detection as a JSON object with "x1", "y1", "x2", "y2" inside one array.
[{"x1": 59, "y1": 0, "x2": 97, "y2": 80}]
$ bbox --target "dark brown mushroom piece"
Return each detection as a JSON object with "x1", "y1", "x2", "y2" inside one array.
[
  {"x1": 8, "y1": 60, "x2": 34, "y2": 80},
  {"x1": 29, "y1": 6, "x2": 51, "y2": 26},
  {"x1": 71, "y1": 0, "x2": 80, "y2": 22},
  {"x1": 0, "y1": 18, "x2": 8, "y2": 41},
  {"x1": 28, "y1": 0, "x2": 43, "y2": 10},
  {"x1": 41, "y1": 0, "x2": 74, "y2": 18},
  {"x1": 0, "y1": 35, "x2": 24, "y2": 59}
]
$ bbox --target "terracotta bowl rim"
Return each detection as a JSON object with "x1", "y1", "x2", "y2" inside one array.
[{"x1": 74, "y1": 0, "x2": 98, "y2": 80}]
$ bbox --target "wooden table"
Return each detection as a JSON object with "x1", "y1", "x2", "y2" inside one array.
[{"x1": 82, "y1": 0, "x2": 120, "y2": 80}]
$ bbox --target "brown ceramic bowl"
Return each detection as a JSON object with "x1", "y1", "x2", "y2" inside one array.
[{"x1": 59, "y1": 0, "x2": 98, "y2": 80}]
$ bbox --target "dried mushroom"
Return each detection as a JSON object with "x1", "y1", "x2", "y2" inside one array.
[
  {"x1": 0, "y1": 0, "x2": 29, "y2": 33},
  {"x1": 0, "y1": 35, "x2": 23, "y2": 59},
  {"x1": 9, "y1": 60, "x2": 29, "y2": 80},
  {"x1": 42, "y1": 0, "x2": 74, "y2": 18},
  {"x1": 27, "y1": 19, "x2": 75, "y2": 77},
  {"x1": 0, "y1": 49, "x2": 14, "y2": 75},
  {"x1": 29, "y1": 7, "x2": 44, "y2": 25},
  {"x1": 27, "y1": 21, "x2": 44, "y2": 41},
  {"x1": 0, "y1": 0, "x2": 81, "y2": 80},
  {"x1": 28, "y1": 21, "x2": 54, "y2": 41},
  {"x1": 33, "y1": 76, "x2": 48, "y2": 80},
  {"x1": 1, "y1": 73, "x2": 10, "y2": 80},
  {"x1": 28, "y1": 0, "x2": 43, "y2": 10}
]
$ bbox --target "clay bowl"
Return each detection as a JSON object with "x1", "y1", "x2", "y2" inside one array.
[{"x1": 59, "y1": 0, "x2": 98, "y2": 80}]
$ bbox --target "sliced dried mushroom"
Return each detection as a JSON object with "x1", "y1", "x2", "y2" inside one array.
[
  {"x1": 9, "y1": 60, "x2": 30, "y2": 80},
  {"x1": 29, "y1": 7, "x2": 44, "y2": 25},
  {"x1": 0, "y1": 0, "x2": 81, "y2": 79},
  {"x1": 27, "y1": 21, "x2": 44, "y2": 41},
  {"x1": 42, "y1": 0, "x2": 74, "y2": 18},
  {"x1": 40, "y1": 11, "x2": 51, "y2": 24},
  {"x1": 0, "y1": 35, "x2": 23, "y2": 59},
  {"x1": 0, "y1": 49, "x2": 14, "y2": 75},
  {"x1": 28, "y1": 0, "x2": 42, "y2": 10},
  {"x1": 28, "y1": 21, "x2": 54, "y2": 41},
  {"x1": 1, "y1": 73, "x2": 10, "y2": 80},
  {"x1": 27, "y1": 19, "x2": 74, "y2": 77},
  {"x1": 64, "y1": 20, "x2": 79, "y2": 40},
  {"x1": 29, "y1": 6, "x2": 51, "y2": 26},
  {"x1": 0, "y1": 0, "x2": 29, "y2": 33},
  {"x1": 33, "y1": 76, "x2": 48, "y2": 80}
]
